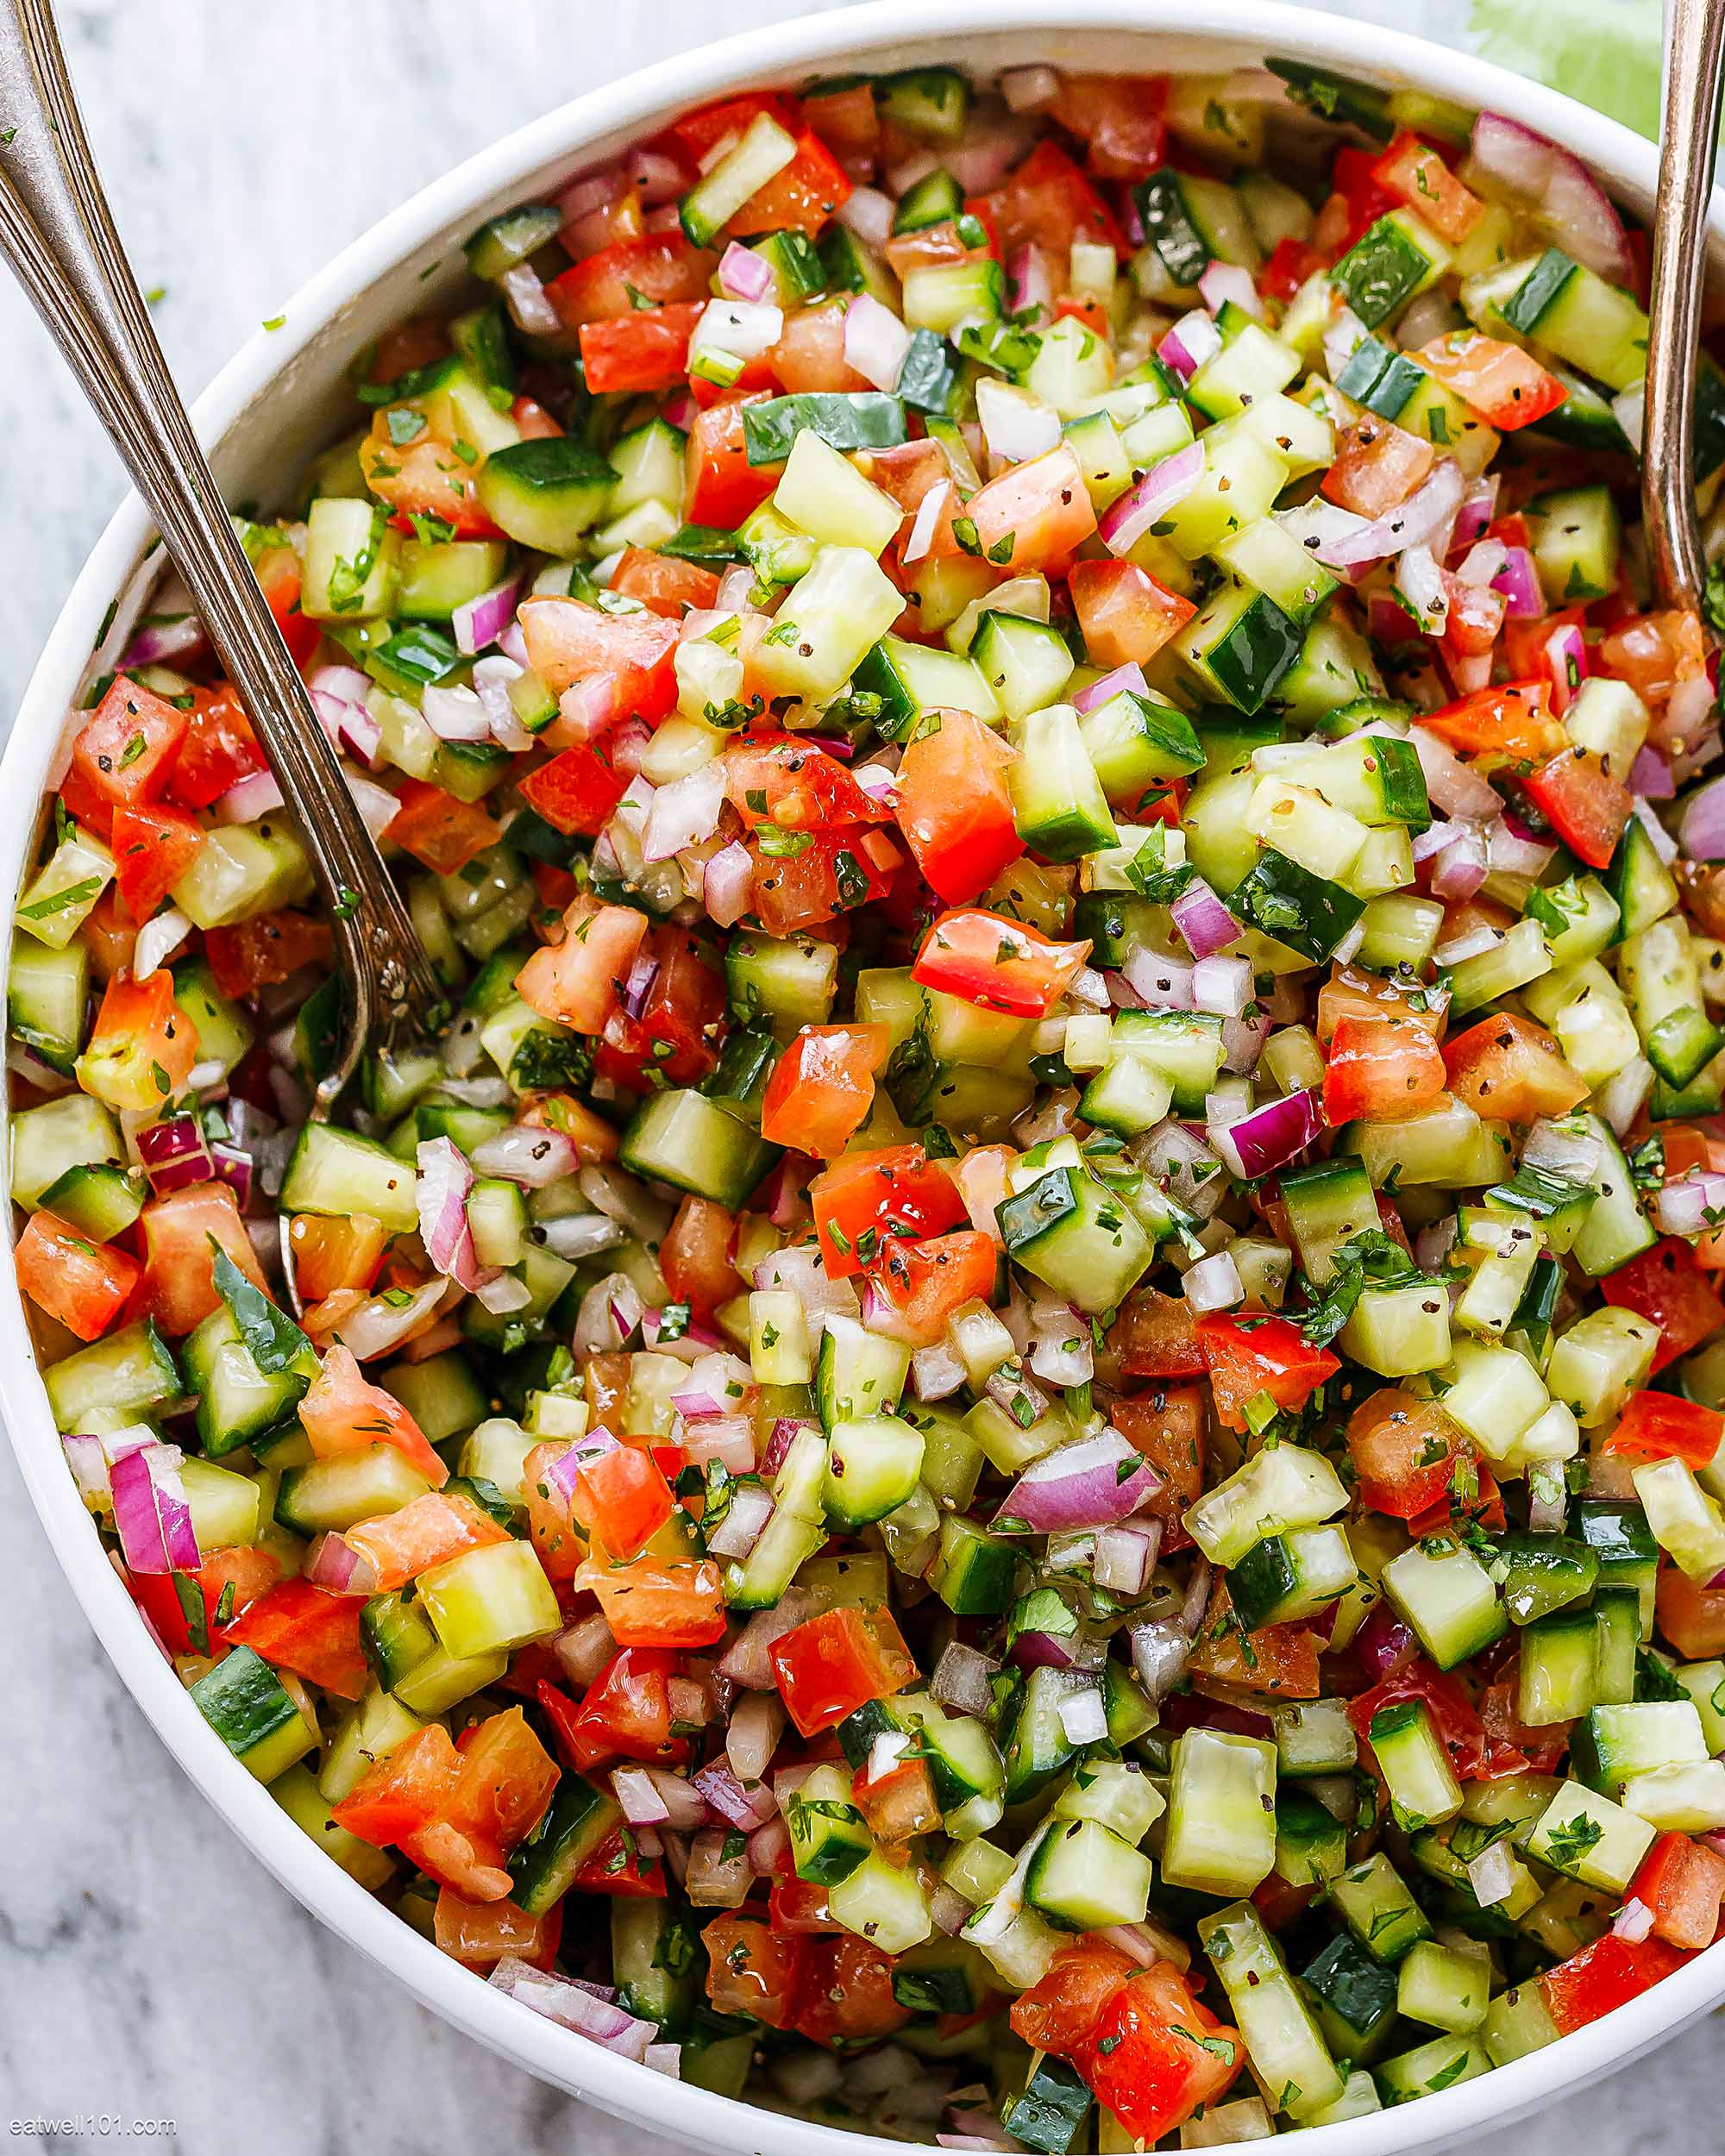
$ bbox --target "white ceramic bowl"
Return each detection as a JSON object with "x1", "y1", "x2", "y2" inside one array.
[{"x1": 3, "y1": 4, "x2": 1719, "y2": 2151}]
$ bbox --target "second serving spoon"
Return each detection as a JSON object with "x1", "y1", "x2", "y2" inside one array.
[{"x1": 0, "y1": 0, "x2": 446, "y2": 1114}]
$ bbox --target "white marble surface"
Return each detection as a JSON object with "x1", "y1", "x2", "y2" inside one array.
[{"x1": 0, "y1": 3, "x2": 1714, "y2": 2150}]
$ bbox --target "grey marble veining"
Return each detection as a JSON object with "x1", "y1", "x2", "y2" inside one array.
[{"x1": 0, "y1": 3, "x2": 1712, "y2": 2150}]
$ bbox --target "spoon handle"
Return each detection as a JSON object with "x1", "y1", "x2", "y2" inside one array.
[
  {"x1": 1643, "y1": 0, "x2": 1725, "y2": 612},
  {"x1": 0, "y1": 0, "x2": 444, "y2": 1107}
]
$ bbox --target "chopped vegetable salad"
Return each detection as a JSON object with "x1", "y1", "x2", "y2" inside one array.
[{"x1": 14, "y1": 50, "x2": 1725, "y2": 2147}]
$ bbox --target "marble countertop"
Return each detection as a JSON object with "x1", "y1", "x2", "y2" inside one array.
[{"x1": 0, "y1": 3, "x2": 1711, "y2": 2151}]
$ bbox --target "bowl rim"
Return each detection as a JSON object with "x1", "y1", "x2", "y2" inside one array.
[{"x1": 3, "y1": 4, "x2": 1721, "y2": 2151}]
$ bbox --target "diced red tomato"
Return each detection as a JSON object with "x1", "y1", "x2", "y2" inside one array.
[
  {"x1": 1418, "y1": 680, "x2": 1565, "y2": 762},
  {"x1": 569, "y1": 1442, "x2": 676, "y2": 1561},
  {"x1": 1051, "y1": 74, "x2": 1170, "y2": 181},
  {"x1": 1659, "y1": 1568, "x2": 1725, "y2": 1660},
  {"x1": 331, "y1": 1723, "x2": 465, "y2": 1846},
  {"x1": 14, "y1": 1209, "x2": 140, "y2": 1341},
  {"x1": 865, "y1": 1228, "x2": 1000, "y2": 1348},
  {"x1": 360, "y1": 429, "x2": 501, "y2": 539},
  {"x1": 771, "y1": 1603, "x2": 916, "y2": 1736},
  {"x1": 1110, "y1": 1286, "x2": 1206, "y2": 1379},
  {"x1": 913, "y1": 906, "x2": 1090, "y2": 1018},
  {"x1": 287, "y1": 1213, "x2": 386, "y2": 1305},
  {"x1": 1524, "y1": 746, "x2": 1633, "y2": 868},
  {"x1": 894, "y1": 707, "x2": 1023, "y2": 906},
  {"x1": 386, "y1": 781, "x2": 503, "y2": 875},
  {"x1": 1316, "y1": 962, "x2": 1446, "y2": 1046},
  {"x1": 804, "y1": 83, "x2": 879, "y2": 168},
  {"x1": 1350, "y1": 1655, "x2": 1527, "y2": 1780},
  {"x1": 1327, "y1": 146, "x2": 1401, "y2": 252},
  {"x1": 110, "y1": 800, "x2": 204, "y2": 921},
  {"x1": 659, "y1": 1196, "x2": 742, "y2": 1318},
  {"x1": 1538, "y1": 1931, "x2": 1692, "y2": 2036},
  {"x1": 794, "y1": 1936, "x2": 913, "y2": 2046},
  {"x1": 225, "y1": 1577, "x2": 371, "y2": 1699},
  {"x1": 71, "y1": 676, "x2": 190, "y2": 810},
  {"x1": 549, "y1": 233, "x2": 716, "y2": 325},
  {"x1": 769, "y1": 1874, "x2": 844, "y2": 1933},
  {"x1": 1322, "y1": 1014, "x2": 1447, "y2": 1124},
  {"x1": 703, "y1": 1912, "x2": 807, "y2": 2029},
  {"x1": 1196, "y1": 1314, "x2": 1339, "y2": 1431},
  {"x1": 1083, "y1": 1962, "x2": 1245, "y2": 2140},
  {"x1": 966, "y1": 442, "x2": 1097, "y2": 574},
  {"x1": 684, "y1": 398, "x2": 781, "y2": 526},
  {"x1": 1416, "y1": 329, "x2": 1567, "y2": 429},
  {"x1": 300, "y1": 1342, "x2": 449, "y2": 1489},
  {"x1": 1629, "y1": 1833, "x2": 1725, "y2": 1950},
  {"x1": 515, "y1": 895, "x2": 649, "y2": 1034},
  {"x1": 1605, "y1": 1392, "x2": 1723, "y2": 1470},
  {"x1": 570, "y1": 1826, "x2": 668, "y2": 1897},
  {"x1": 542, "y1": 1647, "x2": 689, "y2": 1772},
  {"x1": 669, "y1": 91, "x2": 802, "y2": 165},
  {"x1": 1110, "y1": 1385, "x2": 1206, "y2": 1532},
  {"x1": 518, "y1": 742, "x2": 633, "y2": 839},
  {"x1": 579, "y1": 302, "x2": 706, "y2": 393},
  {"x1": 204, "y1": 908, "x2": 334, "y2": 1000},
  {"x1": 760, "y1": 1023, "x2": 889, "y2": 1157},
  {"x1": 139, "y1": 1180, "x2": 267, "y2": 1334},
  {"x1": 580, "y1": 1555, "x2": 728, "y2": 1649},
  {"x1": 343, "y1": 1490, "x2": 511, "y2": 1591},
  {"x1": 520, "y1": 595, "x2": 681, "y2": 724},
  {"x1": 809, "y1": 1144, "x2": 968, "y2": 1278},
  {"x1": 609, "y1": 545, "x2": 722, "y2": 617},
  {"x1": 1442, "y1": 1012, "x2": 1588, "y2": 1122},
  {"x1": 989, "y1": 139, "x2": 1125, "y2": 255},
  {"x1": 78, "y1": 967, "x2": 199, "y2": 1112},
  {"x1": 1601, "y1": 1239, "x2": 1725, "y2": 1375},
  {"x1": 1320, "y1": 417, "x2": 1433, "y2": 518},
  {"x1": 433, "y1": 1891, "x2": 561, "y2": 1969},
  {"x1": 730, "y1": 130, "x2": 853, "y2": 239},
  {"x1": 1372, "y1": 135, "x2": 1484, "y2": 242},
  {"x1": 750, "y1": 826, "x2": 901, "y2": 935},
  {"x1": 1258, "y1": 235, "x2": 1327, "y2": 305},
  {"x1": 724, "y1": 735, "x2": 884, "y2": 832},
  {"x1": 1189, "y1": 1577, "x2": 1322, "y2": 1700},
  {"x1": 1347, "y1": 1386, "x2": 1468, "y2": 1520},
  {"x1": 1070, "y1": 559, "x2": 1197, "y2": 667}
]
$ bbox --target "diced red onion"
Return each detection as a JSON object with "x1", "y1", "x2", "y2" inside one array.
[
  {"x1": 1099, "y1": 442, "x2": 1204, "y2": 555},
  {"x1": 1057, "y1": 1686, "x2": 1109, "y2": 1746},
  {"x1": 416, "y1": 1136, "x2": 489, "y2": 1293},
  {"x1": 118, "y1": 613, "x2": 207, "y2": 670},
  {"x1": 725, "y1": 1689, "x2": 785, "y2": 1783},
  {"x1": 643, "y1": 761, "x2": 725, "y2": 862},
  {"x1": 717, "y1": 241, "x2": 775, "y2": 305},
  {"x1": 1490, "y1": 545, "x2": 1545, "y2": 618},
  {"x1": 705, "y1": 1481, "x2": 775, "y2": 1561},
  {"x1": 1653, "y1": 1172, "x2": 1725, "y2": 1238},
  {"x1": 913, "y1": 1340, "x2": 967, "y2": 1401},
  {"x1": 491, "y1": 1958, "x2": 656, "y2": 2060},
  {"x1": 684, "y1": 1826, "x2": 759, "y2": 1909},
  {"x1": 690, "y1": 1759, "x2": 776, "y2": 1828},
  {"x1": 1129, "y1": 1617, "x2": 1192, "y2": 1702},
  {"x1": 474, "y1": 1273, "x2": 531, "y2": 1316},
  {"x1": 1222, "y1": 1004, "x2": 1272, "y2": 1075},
  {"x1": 62, "y1": 1432, "x2": 110, "y2": 1507},
  {"x1": 471, "y1": 655, "x2": 535, "y2": 752},
  {"x1": 1000, "y1": 63, "x2": 1059, "y2": 112},
  {"x1": 1122, "y1": 947, "x2": 1195, "y2": 1009},
  {"x1": 1613, "y1": 383, "x2": 1646, "y2": 454},
  {"x1": 1192, "y1": 953, "x2": 1251, "y2": 1018},
  {"x1": 842, "y1": 290, "x2": 913, "y2": 393},
  {"x1": 1072, "y1": 661, "x2": 1149, "y2": 715},
  {"x1": 110, "y1": 1443, "x2": 199, "y2": 1576},
  {"x1": 1632, "y1": 798, "x2": 1678, "y2": 867},
  {"x1": 1612, "y1": 1896, "x2": 1655, "y2": 1943},
  {"x1": 1470, "y1": 112, "x2": 1633, "y2": 283},
  {"x1": 1007, "y1": 242, "x2": 1056, "y2": 324},
  {"x1": 1679, "y1": 775, "x2": 1725, "y2": 862},
  {"x1": 214, "y1": 768, "x2": 285, "y2": 825},
  {"x1": 932, "y1": 1640, "x2": 999, "y2": 1717},
  {"x1": 837, "y1": 185, "x2": 894, "y2": 249},
  {"x1": 209, "y1": 1142, "x2": 254, "y2": 1206},
  {"x1": 453, "y1": 574, "x2": 525, "y2": 658},
  {"x1": 344, "y1": 770, "x2": 399, "y2": 842},
  {"x1": 1095, "y1": 1520, "x2": 1161, "y2": 1597},
  {"x1": 747, "y1": 1815, "x2": 791, "y2": 1875},
  {"x1": 1630, "y1": 746, "x2": 1675, "y2": 800},
  {"x1": 612, "y1": 1766, "x2": 674, "y2": 1827},
  {"x1": 1410, "y1": 724, "x2": 1504, "y2": 818},
  {"x1": 136, "y1": 1112, "x2": 214, "y2": 1194},
  {"x1": 718, "y1": 1589, "x2": 819, "y2": 1689},
  {"x1": 1452, "y1": 473, "x2": 1501, "y2": 551},
  {"x1": 1455, "y1": 538, "x2": 1509, "y2": 588},
  {"x1": 1355, "y1": 1601, "x2": 1420, "y2": 1678},
  {"x1": 332, "y1": 1275, "x2": 450, "y2": 1361},
  {"x1": 499, "y1": 261, "x2": 562, "y2": 338},
  {"x1": 555, "y1": 1613, "x2": 617, "y2": 1689},
  {"x1": 574, "y1": 1270, "x2": 644, "y2": 1353},
  {"x1": 1428, "y1": 822, "x2": 1490, "y2": 900},
  {"x1": 420, "y1": 682, "x2": 492, "y2": 743},
  {"x1": 1136, "y1": 1119, "x2": 1228, "y2": 1218},
  {"x1": 1169, "y1": 877, "x2": 1242, "y2": 961},
  {"x1": 1315, "y1": 459, "x2": 1465, "y2": 571},
  {"x1": 977, "y1": 375, "x2": 1062, "y2": 464},
  {"x1": 995, "y1": 1430, "x2": 1163, "y2": 1534},
  {"x1": 1182, "y1": 1249, "x2": 1245, "y2": 1313},
  {"x1": 703, "y1": 841, "x2": 756, "y2": 928},
  {"x1": 901, "y1": 479, "x2": 951, "y2": 568},
  {"x1": 1396, "y1": 545, "x2": 1448, "y2": 635},
  {"x1": 304, "y1": 1531, "x2": 373, "y2": 1595},
  {"x1": 471, "y1": 1124, "x2": 578, "y2": 1188},
  {"x1": 1211, "y1": 1088, "x2": 1323, "y2": 1181},
  {"x1": 1158, "y1": 310, "x2": 1221, "y2": 384},
  {"x1": 1198, "y1": 259, "x2": 1263, "y2": 322}
]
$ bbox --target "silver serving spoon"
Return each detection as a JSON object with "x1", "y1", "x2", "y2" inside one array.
[
  {"x1": 1643, "y1": 0, "x2": 1725, "y2": 611},
  {"x1": 0, "y1": 0, "x2": 445, "y2": 1123}
]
